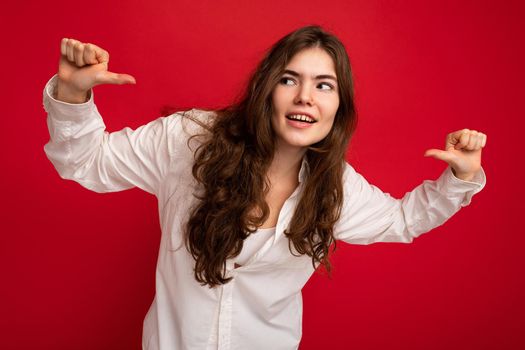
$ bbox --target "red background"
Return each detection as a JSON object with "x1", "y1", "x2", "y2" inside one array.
[{"x1": 1, "y1": 0, "x2": 524, "y2": 349}]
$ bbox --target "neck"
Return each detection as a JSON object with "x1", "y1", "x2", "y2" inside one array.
[{"x1": 267, "y1": 142, "x2": 306, "y2": 185}]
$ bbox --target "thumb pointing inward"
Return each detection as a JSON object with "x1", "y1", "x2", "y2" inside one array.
[
  {"x1": 96, "y1": 71, "x2": 136, "y2": 85},
  {"x1": 424, "y1": 149, "x2": 454, "y2": 163}
]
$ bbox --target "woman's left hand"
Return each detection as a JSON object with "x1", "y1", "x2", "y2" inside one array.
[{"x1": 424, "y1": 129, "x2": 487, "y2": 181}]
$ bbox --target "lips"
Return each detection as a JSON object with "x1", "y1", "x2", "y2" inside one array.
[{"x1": 285, "y1": 116, "x2": 316, "y2": 129}]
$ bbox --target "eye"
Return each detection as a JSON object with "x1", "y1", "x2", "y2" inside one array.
[
  {"x1": 318, "y1": 82, "x2": 334, "y2": 90},
  {"x1": 280, "y1": 77, "x2": 295, "y2": 86}
]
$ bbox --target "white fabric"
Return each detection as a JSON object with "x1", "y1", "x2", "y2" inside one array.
[
  {"x1": 42, "y1": 74, "x2": 486, "y2": 350},
  {"x1": 206, "y1": 226, "x2": 276, "y2": 349},
  {"x1": 234, "y1": 227, "x2": 276, "y2": 267}
]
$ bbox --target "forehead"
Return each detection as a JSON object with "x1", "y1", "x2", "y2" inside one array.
[{"x1": 285, "y1": 47, "x2": 336, "y2": 75}]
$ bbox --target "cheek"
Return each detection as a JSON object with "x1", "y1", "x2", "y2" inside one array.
[
  {"x1": 322, "y1": 102, "x2": 338, "y2": 126},
  {"x1": 271, "y1": 87, "x2": 287, "y2": 110},
  {"x1": 313, "y1": 113, "x2": 337, "y2": 141},
  {"x1": 323, "y1": 100, "x2": 339, "y2": 133},
  {"x1": 320, "y1": 118, "x2": 336, "y2": 138}
]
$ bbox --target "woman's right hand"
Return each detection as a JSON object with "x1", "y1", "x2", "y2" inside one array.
[{"x1": 56, "y1": 38, "x2": 136, "y2": 103}]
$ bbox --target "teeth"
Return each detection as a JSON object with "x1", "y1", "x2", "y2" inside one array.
[{"x1": 287, "y1": 114, "x2": 314, "y2": 123}]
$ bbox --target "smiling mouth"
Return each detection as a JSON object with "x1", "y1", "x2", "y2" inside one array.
[{"x1": 285, "y1": 114, "x2": 316, "y2": 124}]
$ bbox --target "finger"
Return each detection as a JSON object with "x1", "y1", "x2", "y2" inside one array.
[
  {"x1": 481, "y1": 134, "x2": 487, "y2": 147},
  {"x1": 424, "y1": 148, "x2": 454, "y2": 163},
  {"x1": 470, "y1": 131, "x2": 486, "y2": 150},
  {"x1": 477, "y1": 133, "x2": 486, "y2": 149},
  {"x1": 66, "y1": 39, "x2": 79, "y2": 62},
  {"x1": 466, "y1": 131, "x2": 479, "y2": 150},
  {"x1": 445, "y1": 133, "x2": 455, "y2": 151},
  {"x1": 60, "y1": 38, "x2": 68, "y2": 56},
  {"x1": 447, "y1": 129, "x2": 468, "y2": 150},
  {"x1": 83, "y1": 43, "x2": 99, "y2": 65},
  {"x1": 424, "y1": 149, "x2": 456, "y2": 167},
  {"x1": 474, "y1": 134, "x2": 483, "y2": 150},
  {"x1": 96, "y1": 71, "x2": 136, "y2": 85},
  {"x1": 82, "y1": 42, "x2": 109, "y2": 64},
  {"x1": 73, "y1": 42, "x2": 86, "y2": 66},
  {"x1": 95, "y1": 48, "x2": 110, "y2": 64},
  {"x1": 476, "y1": 133, "x2": 483, "y2": 149},
  {"x1": 455, "y1": 129, "x2": 471, "y2": 150}
]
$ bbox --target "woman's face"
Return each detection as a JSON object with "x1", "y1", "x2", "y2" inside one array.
[{"x1": 271, "y1": 47, "x2": 340, "y2": 152}]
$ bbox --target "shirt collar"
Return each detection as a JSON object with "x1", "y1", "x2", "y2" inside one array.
[{"x1": 298, "y1": 157, "x2": 309, "y2": 183}]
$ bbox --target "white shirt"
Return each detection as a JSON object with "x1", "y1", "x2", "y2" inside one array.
[
  {"x1": 42, "y1": 75, "x2": 486, "y2": 350},
  {"x1": 208, "y1": 226, "x2": 276, "y2": 348},
  {"x1": 234, "y1": 227, "x2": 276, "y2": 267}
]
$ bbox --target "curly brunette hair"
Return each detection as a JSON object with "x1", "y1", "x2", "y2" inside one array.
[{"x1": 183, "y1": 25, "x2": 358, "y2": 287}]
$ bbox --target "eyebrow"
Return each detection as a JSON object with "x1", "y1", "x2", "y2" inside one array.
[{"x1": 283, "y1": 69, "x2": 337, "y2": 82}]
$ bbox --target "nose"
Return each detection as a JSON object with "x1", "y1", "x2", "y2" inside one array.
[{"x1": 294, "y1": 83, "x2": 314, "y2": 105}]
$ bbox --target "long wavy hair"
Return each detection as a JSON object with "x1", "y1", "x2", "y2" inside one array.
[{"x1": 183, "y1": 25, "x2": 358, "y2": 288}]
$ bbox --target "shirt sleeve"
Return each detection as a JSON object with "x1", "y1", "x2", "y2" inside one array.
[
  {"x1": 334, "y1": 162, "x2": 487, "y2": 244},
  {"x1": 42, "y1": 74, "x2": 185, "y2": 196}
]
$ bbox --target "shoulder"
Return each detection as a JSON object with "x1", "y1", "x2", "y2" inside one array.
[
  {"x1": 164, "y1": 108, "x2": 217, "y2": 134},
  {"x1": 342, "y1": 161, "x2": 359, "y2": 184},
  {"x1": 162, "y1": 108, "x2": 218, "y2": 155},
  {"x1": 341, "y1": 161, "x2": 373, "y2": 202}
]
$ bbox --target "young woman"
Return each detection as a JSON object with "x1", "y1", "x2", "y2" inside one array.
[{"x1": 43, "y1": 25, "x2": 487, "y2": 350}]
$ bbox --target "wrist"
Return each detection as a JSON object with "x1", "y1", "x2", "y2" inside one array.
[
  {"x1": 451, "y1": 167, "x2": 476, "y2": 182},
  {"x1": 56, "y1": 78, "x2": 90, "y2": 104}
]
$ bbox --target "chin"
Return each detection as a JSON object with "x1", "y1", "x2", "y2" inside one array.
[{"x1": 279, "y1": 136, "x2": 322, "y2": 150}]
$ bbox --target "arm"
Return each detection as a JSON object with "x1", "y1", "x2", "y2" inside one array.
[
  {"x1": 43, "y1": 74, "x2": 179, "y2": 195},
  {"x1": 334, "y1": 163, "x2": 486, "y2": 245}
]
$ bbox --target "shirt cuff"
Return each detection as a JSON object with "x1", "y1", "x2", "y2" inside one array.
[
  {"x1": 435, "y1": 165, "x2": 487, "y2": 207},
  {"x1": 42, "y1": 74, "x2": 96, "y2": 121}
]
